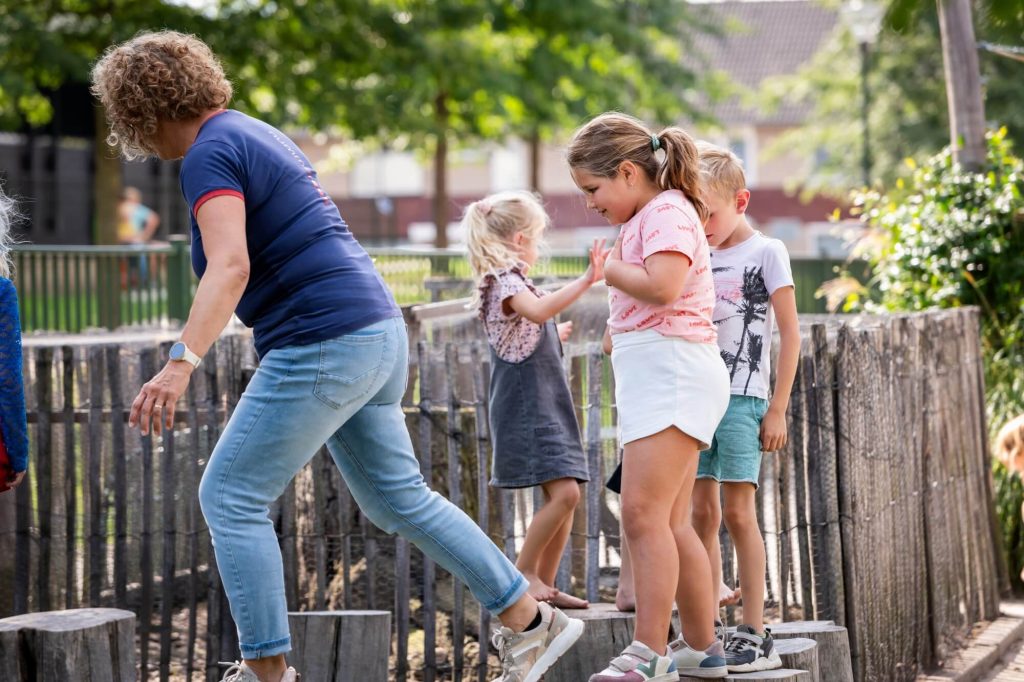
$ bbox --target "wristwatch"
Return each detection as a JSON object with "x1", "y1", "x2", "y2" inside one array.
[{"x1": 169, "y1": 341, "x2": 202, "y2": 368}]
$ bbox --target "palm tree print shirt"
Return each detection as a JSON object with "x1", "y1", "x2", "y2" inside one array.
[
  {"x1": 709, "y1": 232, "x2": 794, "y2": 399},
  {"x1": 607, "y1": 190, "x2": 717, "y2": 344}
]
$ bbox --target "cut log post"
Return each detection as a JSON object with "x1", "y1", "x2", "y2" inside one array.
[
  {"x1": 288, "y1": 611, "x2": 391, "y2": 682},
  {"x1": 769, "y1": 622, "x2": 852, "y2": 682},
  {"x1": 0, "y1": 608, "x2": 135, "y2": 681},
  {"x1": 719, "y1": 671, "x2": 811, "y2": 681},
  {"x1": 774, "y1": 638, "x2": 820, "y2": 682},
  {"x1": 544, "y1": 604, "x2": 637, "y2": 682}
]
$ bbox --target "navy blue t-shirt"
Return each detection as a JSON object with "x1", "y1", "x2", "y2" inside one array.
[{"x1": 180, "y1": 110, "x2": 399, "y2": 357}]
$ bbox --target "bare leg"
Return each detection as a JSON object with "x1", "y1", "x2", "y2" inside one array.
[
  {"x1": 246, "y1": 656, "x2": 288, "y2": 682},
  {"x1": 615, "y1": 519, "x2": 636, "y2": 612},
  {"x1": 537, "y1": 480, "x2": 588, "y2": 609},
  {"x1": 622, "y1": 427, "x2": 708, "y2": 650},
  {"x1": 669, "y1": 458, "x2": 716, "y2": 651},
  {"x1": 516, "y1": 478, "x2": 580, "y2": 602},
  {"x1": 691, "y1": 479, "x2": 723, "y2": 624},
  {"x1": 723, "y1": 482, "x2": 765, "y2": 628}
]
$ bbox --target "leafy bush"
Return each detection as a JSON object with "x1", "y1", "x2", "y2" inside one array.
[{"x1": 838, "y1": 128, "x2": 1024, "y2": 587}]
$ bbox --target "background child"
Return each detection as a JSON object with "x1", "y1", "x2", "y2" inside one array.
[
  {"x1": 994, "y1": 414, "x2": 1024, "y2": 582},
  {"x1": 465, "y1": 190, "x2": 607, "y2": 609},
  {"x1": 568, "y1": 113, "x2": 730, "y2": 681},
  {"x1": 0, "y1": 185, "x2": 26, "y2": 495},
  {"x1": 691, "y1": 142, "x2": 800, "y2": 673}
]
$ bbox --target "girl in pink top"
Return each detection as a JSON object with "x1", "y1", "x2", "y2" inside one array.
[{"x1": 568, "y1": 113, "x2": 731, "y2": 682}]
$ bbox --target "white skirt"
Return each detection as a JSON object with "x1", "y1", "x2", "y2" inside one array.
[{"x1": 611, "y1": 329, "x2": 730, "y2": 449}]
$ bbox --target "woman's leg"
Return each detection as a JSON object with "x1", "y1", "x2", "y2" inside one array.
[
  {"x1": 722, "y1": 482, "x2": 765, "y2": 627},
  {"x1": 198, "y1": 335, "x2": 386, "y2": 679},
  {"x1": 620, "y1": 426, "x2": 695, "y2": 650}
]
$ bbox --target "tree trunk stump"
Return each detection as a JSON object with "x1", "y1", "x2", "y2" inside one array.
[
  {"x1": 774, "y1": 638, "x2": 820, "y2": 682},
  {"x1": 768, "y1": 622, "x2": 852, "y2": 682},
  {"x1": 288, "y1": 610, "x2": 391, "y2": 682},
  {"x1": 719, "y1": 670, "x2": 811, "y2": 681},
  {"x1": 544, "y1": 604, "x2": 637, "y2": 682},
  {"x1": 0, "y1": 607, "x2": 135, "y2": 681}
]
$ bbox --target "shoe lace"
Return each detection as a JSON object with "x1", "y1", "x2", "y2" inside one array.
[
  {"x1": 724, "y1": 632, "x2": 757, "y2": 654},
  {"x1": 218, "y1": 661, "x2": 245, "y2": 681},
  {"x1": 490, "y1": 631, "x2": 524, "y2": 682}
]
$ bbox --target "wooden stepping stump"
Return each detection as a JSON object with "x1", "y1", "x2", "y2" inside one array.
[
  {"x1": 766, "y1": 622, "x2": 852, "y2": 682},
  {"x1": 544, "y1": 603, "x2": 637, "y2": 682},
  {"x1": 717, "y1": 670, "x2": 812, "y2": 681},
  {"x1": 774, "y1": 638, "x2": 820, "y2": 682},
  {"x1": 0, "y1": 607, "x2": 135, "y2": 681},
  {"x1": 288, "y1": 610, "x2": 390, "y2": 682}
]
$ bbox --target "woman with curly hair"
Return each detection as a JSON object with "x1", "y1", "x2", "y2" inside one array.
[
  {"x1": 92, "y1": 31, "x2": 583, "y2": 682},
  {"x1": 0, "y1": 186, "x2": 27, "y2": 496}
]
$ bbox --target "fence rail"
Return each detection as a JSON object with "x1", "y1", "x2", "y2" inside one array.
[
  {"x1": 0, "y1": 304, "x2": 1001, "y2": 681},
  {"x1": 14, "y1": 242, "x2": 853, "y2": 333}
]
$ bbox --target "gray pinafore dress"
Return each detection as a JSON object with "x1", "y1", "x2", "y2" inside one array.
[{"x1": 487, "y1": 319, "x2": 589, "y2": 488}]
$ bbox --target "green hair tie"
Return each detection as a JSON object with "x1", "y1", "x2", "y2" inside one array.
[{"x1": 650, "y1": 134, "x2": 661, "y2": 152}]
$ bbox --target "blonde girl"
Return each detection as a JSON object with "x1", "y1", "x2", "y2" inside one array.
[
  {"x1": 464, "y1": 190, "x2": 607, "y2": 609},
  {"x1": 567, "y1": 113, "x2": 730, "y2": 681}
]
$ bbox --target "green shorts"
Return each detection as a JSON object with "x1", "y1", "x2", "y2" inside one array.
[{"x1": 697, "y1": 395, "x2": 769, "y2": 488}]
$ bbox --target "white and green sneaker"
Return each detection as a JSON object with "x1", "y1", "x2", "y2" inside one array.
[
  {"x1": 589, "y1": 641, "x2": 679, "y2": 681},
  {"x1": 668, "y1": 637, "x2": 728, "y2": 678}
]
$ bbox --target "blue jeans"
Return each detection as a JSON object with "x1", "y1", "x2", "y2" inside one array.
[{"x1": 198, "y1": 316, "x2": 527, "y2": 659}]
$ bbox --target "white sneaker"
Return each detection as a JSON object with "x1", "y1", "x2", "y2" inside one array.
[
  {"x1": 491, "y1": 601, "x2": 585, "y2": 682},
  {"x1": 219, "y1": 661, "x2": 299, "y2": 682},
  {"x1": 667, "y1": 637, "x2": 728, "y2": 678}
]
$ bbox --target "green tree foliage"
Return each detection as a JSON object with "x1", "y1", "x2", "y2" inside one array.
[{"x1": 761, "y1": 2, "x2": 1024, "y2": 195}]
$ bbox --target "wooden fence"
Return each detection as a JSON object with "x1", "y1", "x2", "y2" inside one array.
[{"x1": 0, "y1": 303, "x2": 1003, "y2": 681}]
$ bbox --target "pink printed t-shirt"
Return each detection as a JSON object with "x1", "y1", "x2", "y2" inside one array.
[{"x1": 607, "y1": 189, "x2": 717, "y2": 344}]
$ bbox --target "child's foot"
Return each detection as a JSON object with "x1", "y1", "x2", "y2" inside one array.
[
  {"x1": 724, "y1": 625, "x2": 782, "y2": 673},
  {"x1": 589, "y1": 641, "x2": 679, "y2": 681},
  {"x1": 491, "y1": 602, "x2": 584, "y2": 682},
  {"x1": 524, "y1": 574, "x2": 560, "y2": 603},
  {"x1": 549, "y1": 591, "x2": 589, "y2": 609},
  {"x1": 615, "y1": 590, "x2": 636, "y2": 612},
  {"x1": 668, "y1": 637, "x2": 728, "y2": 678},
  {"x1": 719, "y1": 582, "x2": 741, "y2": 607}
]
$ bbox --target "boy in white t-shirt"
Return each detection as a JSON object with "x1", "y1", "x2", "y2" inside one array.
[{"x1": 693, "y1": 143, "x2": 800, "y2": 673}]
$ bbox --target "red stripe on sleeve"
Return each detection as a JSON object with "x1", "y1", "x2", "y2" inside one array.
[{"x1": 193, "y1": 189, "x2": 244, "y2": 218}]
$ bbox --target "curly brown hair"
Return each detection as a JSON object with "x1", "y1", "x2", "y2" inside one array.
[{"x1": 91, "y1": 31, "x2": 232, "y2": 159}]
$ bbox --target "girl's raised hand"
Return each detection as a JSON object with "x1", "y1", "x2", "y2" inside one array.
[
  {"x1": 586, "y1": 237, "x2": 613, "y2": 284},
  {"x1": 557, "y1": 321, "x2": 574, "y2": 342}
]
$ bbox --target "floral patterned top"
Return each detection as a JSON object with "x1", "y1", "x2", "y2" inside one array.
[{"x1": 478, "y1": 267, "x2": 546, "y2": 363}]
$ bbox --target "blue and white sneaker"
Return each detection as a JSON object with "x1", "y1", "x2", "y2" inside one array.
[
  {"x1": 724, "y1": 624, "x2": 783, "y2": 673},
  {"x1": 668, "y1": 637, "x2": 727, "y2": 678}
]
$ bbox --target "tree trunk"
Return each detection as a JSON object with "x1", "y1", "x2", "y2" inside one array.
[
  {"x1": 433, "y1": 92, "x2": 449, "y2": 249},
  {"x1": 93, "y1": 104, "x2": 122, "y2": 245},
  {"x1": 936, "y1": 0, "x2": 987, "y2": 171},
  {"x1": 529, "y1": 128, "x2": 542, "y2": 193}
]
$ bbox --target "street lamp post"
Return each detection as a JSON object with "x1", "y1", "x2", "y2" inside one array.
[{"x1": 842, "y1": 0, "x2": 884, "y2": 187}]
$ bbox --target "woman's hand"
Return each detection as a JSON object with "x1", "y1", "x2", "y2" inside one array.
[
  {"x1": 129, "y1": 361, "x2": 195, "y2": 436},
  {"x1": 557, "y1": 321, "x2": 574, "y2": 342}
]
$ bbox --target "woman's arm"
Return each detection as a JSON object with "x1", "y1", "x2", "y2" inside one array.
[
  {"x1": 129, "y1": 195, "x2": 250, "y2": 436},
  {"x1": 760, "y1": 286, "x2": 799, "y2": 452}
]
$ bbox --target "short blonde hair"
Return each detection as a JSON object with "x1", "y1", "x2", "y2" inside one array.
[
  {"x1": 91, "y1": 31, "x2": 232, "y2": 159},
  {"x1": 463, "y1": 190, "x2": 548, "y2": 281},
  {"x1": 995, "y1": 414, "x2": 1024, "y2": 474},
  {"x1": 697, "y1": 141, "x2": 747, "y2": 200}
]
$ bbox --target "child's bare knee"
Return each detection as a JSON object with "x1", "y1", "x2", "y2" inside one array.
[{"x1": 691, "y1": 500, "x2": 721, "y2": 537}]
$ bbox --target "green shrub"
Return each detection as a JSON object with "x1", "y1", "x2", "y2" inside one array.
[{"x1": 839, "y1": 128, "x2": 1024, "y2": 588}]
